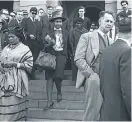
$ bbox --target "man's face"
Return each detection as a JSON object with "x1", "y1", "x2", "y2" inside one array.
[
  {"x1": 38, "y1": 10, "x2": 44, "y2": 17},
  {"x1": 78, "y1": 8, "x2": 85, "y2": 17},
  {"x1": 47, "y1": 7, "x2": 53, "y2": 15},
  {"x1": 30, "y1": 11, "x2": 37, "y2": 18},
  {"x1": 121, "y1": 2, "x2": 128, "y2": 11},
  {"x1": 54, "y1": 19, "x2": 62, "y2": 29},
  {"x1": 9, "y1": 12, "x2": 16, "y2": 20},
  {"x1": 99, "y1": 13, "x2": 114, "y2": 33},
  {"x1": 16, "y1": 12, "x2": 23, "y2": 21},
  {"x1": 1, "y1": 10, "x2": 9, "y2": 20}
]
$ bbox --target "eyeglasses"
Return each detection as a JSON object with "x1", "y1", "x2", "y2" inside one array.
[{"x1": 31, "y1": 12, "x2": 37, "y2": 15}]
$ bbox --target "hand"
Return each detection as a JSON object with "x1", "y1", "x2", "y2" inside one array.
[
  {"x1": 30, "y1": 35, "x2": 35, "y2": 39},
  {"x1": 2, "y1": 61, "x2": 17, "y2": 68}
]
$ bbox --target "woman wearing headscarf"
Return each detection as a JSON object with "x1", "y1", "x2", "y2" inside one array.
[{"x1": 0, "y1": 26, "x2": 33, "y2": 121}]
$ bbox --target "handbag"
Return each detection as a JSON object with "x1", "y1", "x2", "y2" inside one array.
[{"x1": 35, "y1": 51, "x2": 56, "y2": 70}]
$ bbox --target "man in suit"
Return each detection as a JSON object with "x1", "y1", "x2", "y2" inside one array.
[
  {"x1": 99, "y1": 15, "x2": 131, "y2": 121},
  {"x1": 40, "y1": 6, "x2": 54, "y2": 40},
  {"x1": 0, "y1": 9, "x2": 9, "y2": 31},
  {"x1": 74, "y1": 11, "x2": 115, "y2": 121},
  {"x1": 21, "y1": 7, "x2": 43, "y2": 79},
  {"x1": 8, "y1": 10, "x2": 23, "y2": 28},
  {"x1": 116, "y1": 0, "x2": 131, "y2": 23}
]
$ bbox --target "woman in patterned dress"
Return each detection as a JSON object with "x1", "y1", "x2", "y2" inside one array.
[{"x1": 0, "y1": 26, "x2": 33, "y2": 121}]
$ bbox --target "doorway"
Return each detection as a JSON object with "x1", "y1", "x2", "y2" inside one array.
[{"x1": 0, "y1": 1, "x2": 14, "y2": 12}]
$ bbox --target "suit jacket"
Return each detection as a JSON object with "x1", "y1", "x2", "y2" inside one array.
[
  {"x1": 116, "y1": 9, "x2": 131, "y2": 22},
  {"x1": 21, "y1": 17, "x2": 42, "y2": 43},
  {"x1": 8, "y1": 19, "x2": 21, "y2": 28},
  {"x1": 40, "y1": 15, "x2": 54, "y2": 39},
  {"x1": 99, "y1": 39, "x2": 131, "y2": 121},
  {"x1": 1, "y1": 19, "x2": 8, "y2": 31},
  {"x1": 74, "y1": 30, "x2": 114, "y2": 88}
]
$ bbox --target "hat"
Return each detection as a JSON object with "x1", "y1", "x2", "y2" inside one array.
[
  {"x1": 30, "y1": 7, "x2": 37, "y2": 13},
  {"x1": 117, "y1": 16, "x2": 131, "y2": 32},
  {"x1": 49, "y1": 10, "x2": 66, "y2": 22},
  {"x1": 55, "y1": 6, "x2": 63, "y2": 11},
  {"x1": 6, "y1": 26, "x2": 25, "y2": 41},
  {"x1": 74, "y1": 17, "x2": 84, "y2": 24}
]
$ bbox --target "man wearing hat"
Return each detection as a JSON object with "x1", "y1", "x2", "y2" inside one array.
[
  {"x1": 44, "y1": 10, "x2": 69, "y2": 109},
  {"x1": 69, "y1": 17, "x2": 88, "y2": 85},
  {"x1": 99, "y1": 16, "x2": 131, "y2": 121},
  {"x1": 21, "y1": 7, "x2": 42, "y2": 79}
]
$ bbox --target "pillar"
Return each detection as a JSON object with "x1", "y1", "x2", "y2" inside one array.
[
  {"x1": 105, "y1": 0, "x2": 117, "y2": 20},
  {"x1": 13, "y1": 0, "x2": 20, "y2": 11}
]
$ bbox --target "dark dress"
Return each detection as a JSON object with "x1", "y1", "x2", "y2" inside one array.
[{"x1": 45, "y1": 29, "x2": 68, "y2": 80}]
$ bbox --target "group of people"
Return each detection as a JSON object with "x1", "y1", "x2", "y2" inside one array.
[{"x1": 0, "y1": 0, "x2": 131, "y2": 121}]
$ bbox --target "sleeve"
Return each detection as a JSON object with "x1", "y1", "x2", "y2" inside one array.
[
  {"x1": 19, "y1": 48, "x2": 33, "y2": 73},
  {"x1": 120, "y1": 48, "x2": 131, "y2": 116},
  {"x1": 74, "y1": 34, "x2": 94, "y2": 77},
  {"x1": 68, "y1": 29, "x2": 74, "y2": 55},
  {"x1": 21, "y1": 18, "x2": 30, "y2": 37}
]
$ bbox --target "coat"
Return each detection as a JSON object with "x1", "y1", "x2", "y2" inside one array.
[
  {"x1": 45, "y1": 29, "x2": 68, "y2": 80},
  {"x1": 69, "y1": 27, "x2": 88, "y2": 56},
  {"x1": 99, "y1": 39, "x2": 131, "y2": 121},
  {"x1": 74, "y1": 30, "x2": 114, "y2": 121},
  {"x1": 74, "y1": 30, "x2": 114, "y2": 89},
  {"x1": 8, "y1": 19, "x2": 21, "y2": 28}
]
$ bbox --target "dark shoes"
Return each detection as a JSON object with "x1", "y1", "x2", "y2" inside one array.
[
  {"x1": 57, "y1": 93, "x2": 62, "y2": 102},
  {"x1": 43, "y1": 101, "x2": 54, "y2": 110}
]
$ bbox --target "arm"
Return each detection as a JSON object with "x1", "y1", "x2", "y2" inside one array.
[
  {"x1": 74, "y1": 34, "x2": 94, "y2": 77},
  {"x1": 120, "y1": 48, "x2": 131, "y2": 116}
]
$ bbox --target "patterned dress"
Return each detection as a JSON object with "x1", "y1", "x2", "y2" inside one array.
[{"x1": 0, "y1": 43, "x2": 33, "y2": 121}]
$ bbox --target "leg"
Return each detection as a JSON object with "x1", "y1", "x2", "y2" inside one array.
[
  {"x1": 54, "y1": 78, "x2": 62, "y2": 102},
  {"x1": 44, "y1": 78, "x2": 54, "y2": 110}
]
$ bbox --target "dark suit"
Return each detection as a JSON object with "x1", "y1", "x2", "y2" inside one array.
[
  {"x1": 1, "y1": 19, "x2": 8, "y2": 31},
  {"x1": 21, "y1": 17, "x2": 43, "y2": 60},
  {"x1": 8, "y1": 19, "x2": 21, "y2": 28},
  {"x1": 40, "y1": 15, "x2": 54, "y2": 40},
  {"x1": 116, "y1": 9, "x2": 131, "y2": 22},
  {"x1": 99, "y1": 39, "x2": 131, "y2": 121}
]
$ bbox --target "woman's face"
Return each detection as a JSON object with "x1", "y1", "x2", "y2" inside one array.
[{"x1": 8, "y1": 33, "x2": 20, "y2": 45}]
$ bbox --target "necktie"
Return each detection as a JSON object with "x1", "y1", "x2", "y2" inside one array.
[
  {"x1": 109, "y1": 29, "x2": 112, "y2": 38},
  {"x1": 104, "y1": 34, "x2": 109, "y2": 47}
]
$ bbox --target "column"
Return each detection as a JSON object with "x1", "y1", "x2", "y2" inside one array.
[
  {"x1": 105, "y1": 0, "x2": 117, "y2": 20},
  {"x1": 13, "y1": 0, "x2": 20, "y2": 11}
]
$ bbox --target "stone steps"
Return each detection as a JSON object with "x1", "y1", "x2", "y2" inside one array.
[
  {"x1": 28, "y1": 99, "x2": 85, "y2": 110},
  {"x1": 29, "y1": 91, "x2": 85, "y2": 101},
  {"x1": 28, "y1": 108, "x2": 83, "y2": 120},
  {"x1": 28, "y1": 70, "x2": 84, "y2": 121},
  {"x1": 30, "y1": 79, "x2": 74, "y2": 86},
  {"x1": 29, "y1": 83, "x2": 84, "y2": 93}
]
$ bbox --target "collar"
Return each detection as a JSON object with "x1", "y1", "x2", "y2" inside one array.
[
  {"x1": 117, "y1": 38, "x2": 131, "y2": 46},
  {"x1": 97, "y1": 29, "x2": 107, "y2": 37},
  {"x1": 125, "y1": 9, "x2": 129, "y2": 13},
  {"x1": 54, "y1": 27, "x2": 62, "y2": 31},
  {"x1": 30, "y1": 17, "x2": 35, "y2": 21}
]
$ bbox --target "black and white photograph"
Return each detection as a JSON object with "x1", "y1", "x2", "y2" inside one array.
[{"x1": 0, "y1": 0, "x2": 131, "y2": 121}]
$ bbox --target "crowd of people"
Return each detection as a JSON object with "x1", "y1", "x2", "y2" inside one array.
[{"x1": 0, "y1": 0, "x2": 131, "y2": 121}]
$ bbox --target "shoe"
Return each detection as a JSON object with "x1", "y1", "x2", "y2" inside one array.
[
  {"x1": 43, "y1": 102, "x2": 54, "y2": 110},
  {"x1": 57, "y1": 93, "x2": 62, "y2": 102}
]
